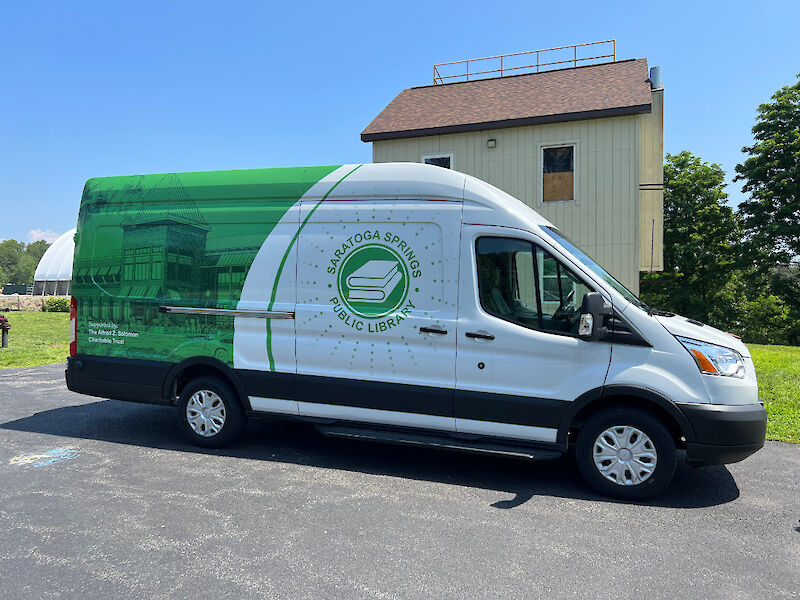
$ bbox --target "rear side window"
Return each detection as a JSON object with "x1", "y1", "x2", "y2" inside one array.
[{"x1": 476, "y1": 237, "x2": 594, "y2": 336}]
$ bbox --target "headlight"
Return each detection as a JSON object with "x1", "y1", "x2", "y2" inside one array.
[{"x1": 676, "y1": 336, "x2": 745, "y2": 378}]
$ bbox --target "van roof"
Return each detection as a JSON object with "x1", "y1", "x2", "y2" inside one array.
[{"x1": 80, "y1": 163, "x2": 554, "y2": 230}]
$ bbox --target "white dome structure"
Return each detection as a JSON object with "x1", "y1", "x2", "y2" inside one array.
[{"x1": 33, "y1": 228, "x2": 76, "y2": 295}]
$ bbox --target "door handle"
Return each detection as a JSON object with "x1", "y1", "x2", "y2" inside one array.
[
  {"x1": 420, "y1": 326, "x2": 448, "y2": 335},
  {"x1": 465, "y1": 331, "x2": 495, "y2": 340}
]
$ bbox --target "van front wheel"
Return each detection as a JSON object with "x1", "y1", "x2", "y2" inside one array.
[
  {"x1": 576, "y1": 408, "x2": 676, "y2": 500},
  {"x1": 177, "y1": 376, "x2": 246, "y2": 448}
]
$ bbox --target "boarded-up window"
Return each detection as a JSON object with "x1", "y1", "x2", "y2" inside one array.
[
  {"x1": 542, "y1": 146, "x2": 574, "y2": 202},
  {"x1": 423, "y1": 154, "x2": 452, "y2": 169}
]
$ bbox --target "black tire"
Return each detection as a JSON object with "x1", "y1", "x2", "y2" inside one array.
[
  {"x1": 575, "y1": 408, "x2": 677, "y2": 500},
  {"x1": 176, "y1": 376, "x2": 246, "y2": 448}
]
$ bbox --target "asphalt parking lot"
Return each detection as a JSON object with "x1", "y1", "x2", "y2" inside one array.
[{"x1": 1, "y1": 364, "x2": 798, "y2": 599}]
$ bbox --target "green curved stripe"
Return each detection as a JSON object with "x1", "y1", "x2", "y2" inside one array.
[{"x1": 266, "y1": 164, "x2": 363, "y2": 371}]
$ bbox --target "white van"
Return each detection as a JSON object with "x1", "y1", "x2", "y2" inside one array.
[{"x1": 66, "y1": 163, "x2": 766, "y2": 499}]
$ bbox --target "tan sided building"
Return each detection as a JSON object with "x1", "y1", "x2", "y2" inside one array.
[{"x1": 361, "y1": 45, "x2": 663, "y2": 294}]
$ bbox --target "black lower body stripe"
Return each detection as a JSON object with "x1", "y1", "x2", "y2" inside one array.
[{"x1": 65, "y1": 354, "x2": 570, "y2": 432}]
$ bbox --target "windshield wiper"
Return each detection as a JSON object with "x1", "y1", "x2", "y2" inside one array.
[
  {"x1": 640, "y1": 302, "x2": 676, "y2": 317},
  {"x1": 630, "y1": 298, "x2": 652, "y2": 314}
]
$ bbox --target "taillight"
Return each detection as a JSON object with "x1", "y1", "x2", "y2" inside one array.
[{"x1": 69, "y1": 297, "x2": 77, "y2": 356}]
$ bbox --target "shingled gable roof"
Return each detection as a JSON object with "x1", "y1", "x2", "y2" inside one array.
[{"x1": 361, "y1": 58, "x2": 652, "y2": 142}]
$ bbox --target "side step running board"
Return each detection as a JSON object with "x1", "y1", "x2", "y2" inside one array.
[{"x1": 316, "y1": 424, "x2": 562, "y2": 461}]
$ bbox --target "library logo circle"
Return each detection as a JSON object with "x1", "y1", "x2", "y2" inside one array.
[
  {"x1": 337, "y1": 244, "x2": 409, "y2": 319},
  {"x1": 327, "y1": 230, "x2": 422, "y2": 332}
]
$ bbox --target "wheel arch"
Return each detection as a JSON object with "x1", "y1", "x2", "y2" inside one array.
[
  {"x1": 558, "y1": 385, "x2": 696, "y2": 448},
  {"x1": 162, "y1": 356, "x2": 251, "y2": 411}
]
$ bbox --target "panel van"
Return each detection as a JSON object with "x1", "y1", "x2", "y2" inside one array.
[{"x1": 66, "y1": 163, "x2": 767, "y2": 499}]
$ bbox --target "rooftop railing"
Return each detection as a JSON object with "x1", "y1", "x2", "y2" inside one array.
[{"x1": 433, "y1": 40, "x2": 616, "y2": 85}]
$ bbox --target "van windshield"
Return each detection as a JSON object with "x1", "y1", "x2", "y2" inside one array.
[{"x1": 541, "y1": 227, "x2": 646, "y2": 309}]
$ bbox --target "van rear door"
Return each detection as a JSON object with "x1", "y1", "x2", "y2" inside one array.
[{"x1": 455, "y1": 226, "x2": 612, "y2": 443}]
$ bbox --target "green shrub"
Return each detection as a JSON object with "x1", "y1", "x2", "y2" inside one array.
[
  {"x1": 43, "y1": 297, "x2": 70, "y2": 312},
  {"x1": 738, "y1": 294, "x2": 793, "y2": 345}
]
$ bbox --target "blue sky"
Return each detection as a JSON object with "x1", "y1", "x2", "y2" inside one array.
[{"x1": 2, "y1": 0, "x2": 798, "y2": 243}]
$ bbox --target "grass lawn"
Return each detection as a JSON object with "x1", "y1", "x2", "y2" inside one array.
[
  {"x1": 0, "y1": 313, "x2": 797, "y2": 442},
  {"x1": 749, "y1": 344, "x2": 800, "y2": 443},
  {"x1": 0, "y1": 312, "x2": 69, "y2": 369}
]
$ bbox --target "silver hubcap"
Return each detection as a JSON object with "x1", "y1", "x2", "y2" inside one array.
[
  {"x1": 186, "y1": 390, "x2": 226, "y2": 437},
  {"x1": 592, "y1": 425, "x2": 657, "y2": 486}
]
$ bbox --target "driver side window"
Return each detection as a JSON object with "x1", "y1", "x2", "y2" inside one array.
[{"x1": 476, "y1": 237, "x2": 594, "y2": 336}]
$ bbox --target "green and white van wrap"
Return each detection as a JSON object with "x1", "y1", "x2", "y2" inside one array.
[{"x1": 73, "y1": 163, "x2": 460, "y2": 381}]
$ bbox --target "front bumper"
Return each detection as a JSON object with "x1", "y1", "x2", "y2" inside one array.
[{"x1": 677, "y1": 402, "x2": 767, "y2": 466}]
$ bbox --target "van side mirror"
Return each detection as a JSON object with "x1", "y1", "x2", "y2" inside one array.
[{"x1": 578, "y1": 292, "x2": 612, "y2": 340}]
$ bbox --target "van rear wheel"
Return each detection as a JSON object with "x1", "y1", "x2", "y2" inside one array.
[
  {"x1": 576, "y1": 408, "x2": 676, "y2": 500},
  {"x1": 177, "y1": 376, "x2": 246, "y2": 448}
]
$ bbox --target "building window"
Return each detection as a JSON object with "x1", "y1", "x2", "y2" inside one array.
[
  {"x1": 422, "y1": 154, "x2": 454, "y2": 170},
  {"x1": 542, "y1": 145, "x2": 575, "y2": 202},
  {"x1": 123, "y1": 251, "x2": 134, "y2": 281},
  {"x1": 151, "y1": 258, "x2": 163, "y2": 281}
]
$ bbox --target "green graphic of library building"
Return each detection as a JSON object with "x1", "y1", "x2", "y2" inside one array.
[{"x1": 72, "y1": 173, "x2": 263, "y2": 362}]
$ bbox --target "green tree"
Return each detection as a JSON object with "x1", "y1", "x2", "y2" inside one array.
[
  {"x1": 735, "y1": 74, "x2": 800, "y2": 264},
  {"x1": 707, "y1": 271, "x2": 793, "y2": 344},
  {"x1": 25, "y1": 239, "x2": 50, "y2": 264},
  {"x1": 0, "y1": 240, "x2": 25, "y2": 283},
  {"x1": 640, "y1": 151, "x2": 740, "y2": 322},
  {"x1": 0, "y1": 238, "x2": 52, "y2": 285},
  {"x1": 12, "y1": 253, "x2": 38, "y2": 284}
]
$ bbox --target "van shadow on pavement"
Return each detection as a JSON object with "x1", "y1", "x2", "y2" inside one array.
[{"x1": 1, "y1": 398, "x2": 740, "y2": 509}]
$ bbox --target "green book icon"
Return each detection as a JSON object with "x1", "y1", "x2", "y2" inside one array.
[{"x1": 347, "y1": 260, "x2": 403, "y2": 303}]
